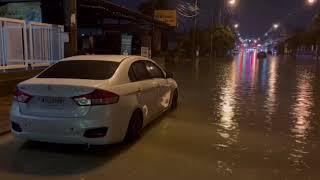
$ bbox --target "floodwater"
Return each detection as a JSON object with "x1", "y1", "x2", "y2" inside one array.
[
  {"x1": 172, "y1": 53, "x2": 320, "y2": 179},
  {"x1": 0, "y1": 53, "x2": 320, "y2": 180}
]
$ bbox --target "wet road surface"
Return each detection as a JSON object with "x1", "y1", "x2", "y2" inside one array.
[{"x1": 0, "y1": 55, "x2": 320, "y2": 179}]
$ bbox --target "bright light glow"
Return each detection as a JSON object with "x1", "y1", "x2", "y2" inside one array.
[
  {"x1": 234, "y1": 24, "x2": 239, "y2": 29},
  {"x1": 273, "y1": 23, "x2": 280, "y2": 29},
  {"x1": 228, "y1": 0, "x2": 236, "y2": 6},
  {"x1": 307, "y1": 0, "x2": 317, "y2": 5}
]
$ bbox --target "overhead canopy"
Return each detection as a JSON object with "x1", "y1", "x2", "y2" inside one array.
[
  {"x1": 79, "y1": 0, "x2": 170, "y2": 29},
  {"x1": 0, "y1": 0, "x2": 171, "y2": 29}
]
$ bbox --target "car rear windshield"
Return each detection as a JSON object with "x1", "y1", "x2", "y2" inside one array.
[{"x1": 37, "y1": 60, "x2": 120, "y2": 80}]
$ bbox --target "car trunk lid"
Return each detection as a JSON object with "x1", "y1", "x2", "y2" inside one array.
[{"x1": 17, "y1": 78, "x2": 108, "y2": 118}]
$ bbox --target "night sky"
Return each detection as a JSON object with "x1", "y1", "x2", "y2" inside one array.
[{"x1": 113, "y1": 0, "x2": 318, "y2": 38}]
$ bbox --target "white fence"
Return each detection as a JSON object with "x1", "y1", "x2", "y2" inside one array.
[
  {"x1": 29, "y1": 22, "x2": 64, "y2": 66},
  {"x1": 0, "y1": 17, "x2": 65, "y2": 71}
]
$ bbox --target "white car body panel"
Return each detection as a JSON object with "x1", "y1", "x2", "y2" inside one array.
[{"x1": 10, "y1": 55, "x2": 178, "y2": 145}]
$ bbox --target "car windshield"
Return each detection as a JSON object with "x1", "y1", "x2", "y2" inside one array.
[{"x1": 37, "y1": 60, "x2": 120, "y2": 80}]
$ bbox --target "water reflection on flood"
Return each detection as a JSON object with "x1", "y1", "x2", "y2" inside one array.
[
  {"x1": 265, "y1": 57, "x2": 278, "y2": 132},
  {"x1": 218, "y1": 59, "x2": 238, "y2": 146},
  {"x1": 289, "y1": 68, "x2": 314, "y2": 171},
  {"x1": 202, "y1": 52, "x2": 320, "y2": 178}
]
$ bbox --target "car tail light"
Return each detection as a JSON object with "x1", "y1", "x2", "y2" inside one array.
[
  {"x1": 72, "y1": 89, "x2": 119, "y2": 106},
  {"x1": 13, "y1": 87, "x2": 32, "y2": 103}
]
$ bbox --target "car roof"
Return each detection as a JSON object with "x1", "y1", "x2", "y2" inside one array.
[{"x1": 61, "y1": 55, "x2": 147, "y2": 63}]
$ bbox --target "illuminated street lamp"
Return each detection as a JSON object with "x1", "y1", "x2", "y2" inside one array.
[
  {"x1": 228, "y1": 0, "x2": 237, "y2": 7},
  {"x1": 218, "y1": 0, "x2": 238, "y2": 25},
  {"x1": 234, "y1": 23, "x2": 239, "y2": 29},
  {"x1": 273, "y1": 23, "x2": 280, "y2": 30},
  {"x1": 307, "y1": 0, "x2": 317, "y2": 6}
]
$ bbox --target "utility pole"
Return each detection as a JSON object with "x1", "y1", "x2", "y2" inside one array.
[
  {"x1": 64, "y1": 0, "x2": 77, "y2": 56},
  {"x1": 210, "y1": 12, "x2": 214, "y2": 59},
  {"x1": 218, "y1": 0, "x2": 223, "y2": 25},
  {"x1": 192, "y1": 0, "x2": 198, "y2": 61}
]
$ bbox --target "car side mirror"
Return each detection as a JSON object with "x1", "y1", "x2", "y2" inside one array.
[{"x1": 166, "y1": 72, "x2": 174, "y2": 79}]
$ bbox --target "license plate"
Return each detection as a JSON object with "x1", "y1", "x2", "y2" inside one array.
[{"x1": 38, "y1": 97, "x2": 65, "y2": 105}]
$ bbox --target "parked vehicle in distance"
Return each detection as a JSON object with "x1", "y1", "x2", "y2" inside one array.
[
  {"x1": 257, "y1": 51, "x2": 267, "y2": 59},
  {"x1": 10, "y1": 55, "x2": 179, "y2": 145}
]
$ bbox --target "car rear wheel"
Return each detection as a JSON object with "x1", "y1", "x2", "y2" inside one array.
[
  {"x1": 124, "y1": 110, "x2": 143, "y2": 142},
  {"x1": 171, "y1": 89, "x2": 178, "y2": 110}
]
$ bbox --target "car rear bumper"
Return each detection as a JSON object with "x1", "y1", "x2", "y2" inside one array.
[
  {"x1": 12, "y1": 130, "x2": 110, "y2": 145},
  {"x1": 10, "y1": 109, "x2": 129, "y2": 145}
]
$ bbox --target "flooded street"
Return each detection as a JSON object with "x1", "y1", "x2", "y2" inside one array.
[
  {"x1": 0, "y1": 54, "x2": 320, "y2": 180},
  {"x1": 172, "y1": 54, "x2": 320, "y2": 179}
]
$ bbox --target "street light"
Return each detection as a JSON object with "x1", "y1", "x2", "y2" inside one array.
[
  {"x1": 234, "y1": 23, "x2": 239, "y2": 29},
  {"x1": 307, "y1": 0, "x2": 317, "y2": 6},
  {"x1": 273, "y1": 23, "x2": 280, "y2": 30},
  {"x1": 228, "y1": 0, "x2": 237, "y2": 7}
]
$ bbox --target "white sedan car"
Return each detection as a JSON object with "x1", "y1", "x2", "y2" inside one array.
[{"x1": 10, "y1": 55, "x2": 178, "y2": 145}]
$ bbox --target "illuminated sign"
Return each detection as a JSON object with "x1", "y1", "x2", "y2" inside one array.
[
  {"x1": 121, "y1": 34, "x2": 132, "y2": 55},
  {"x1": 154, "y1": 10, "x2": 177, "y2": 27}
]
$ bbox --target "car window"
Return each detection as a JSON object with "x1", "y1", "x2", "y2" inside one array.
[
  {"x1": 145, "y1": 61, "x2": 165, "y2": 79},
  {"x1": 37, "y1": 60, "x2": 120, "y2": 80},
  {"x1": 128, "y1": 66, "x2": 137, "y2": 82},
  {"x1": 130, "y1": 61, "x2": 150, "y2": 81}
]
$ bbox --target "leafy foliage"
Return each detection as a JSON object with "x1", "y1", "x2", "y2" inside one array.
[
  {"x1": 175, "y1": 26, "x2": 236, "y2": 58},
  {"x1": 0, "y1": 3, "x2": 41, "y2": 21},
  {"x1": 278, "y1": 12, "x2": 320, "y2": 55},
  {"x1": 210, "y1": 26, "x2": 236, "y2": 56}
]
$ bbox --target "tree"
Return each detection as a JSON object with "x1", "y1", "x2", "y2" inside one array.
[
  {"x1": 211, "y1": 26, "x2": 236, "y2": 56},
  {"x1": 0, "y1": 4, "x2": 9, "y2": 17},
  {"x1": 276, "y1": 11, "x2": 320, "y2": 57},
  {"x1": 175, "y1": 26, "x2": 236, "y2": 58},
  {"x1": 174, "y1": 31, "x2": 194, "y2": 58},
  {"x1": 311, "y1": 14, "x2": 320, "y2": 31}
]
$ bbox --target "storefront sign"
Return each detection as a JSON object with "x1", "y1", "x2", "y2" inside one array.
[{"x1": 154, "y1": 10, "x2": 177, "y2": 27}]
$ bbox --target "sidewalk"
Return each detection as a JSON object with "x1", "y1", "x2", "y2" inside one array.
[{"x1": 0, "y1": 96, "x2": 11, "y2": 135}]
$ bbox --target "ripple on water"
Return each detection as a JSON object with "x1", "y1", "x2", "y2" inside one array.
[{"x1": 199, "y1": 55, "x2": 320, "y2": 177}]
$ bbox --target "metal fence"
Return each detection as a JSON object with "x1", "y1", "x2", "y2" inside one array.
[
  {"x1": 29, "y1": 22, "x2": 64, "y2": 66},
  {"x1": 0, "y1": 18, "x2": 28, "y2": 70},
  {"x1": 0, "y1": 17, "x2": 65, "y2": 71}
]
